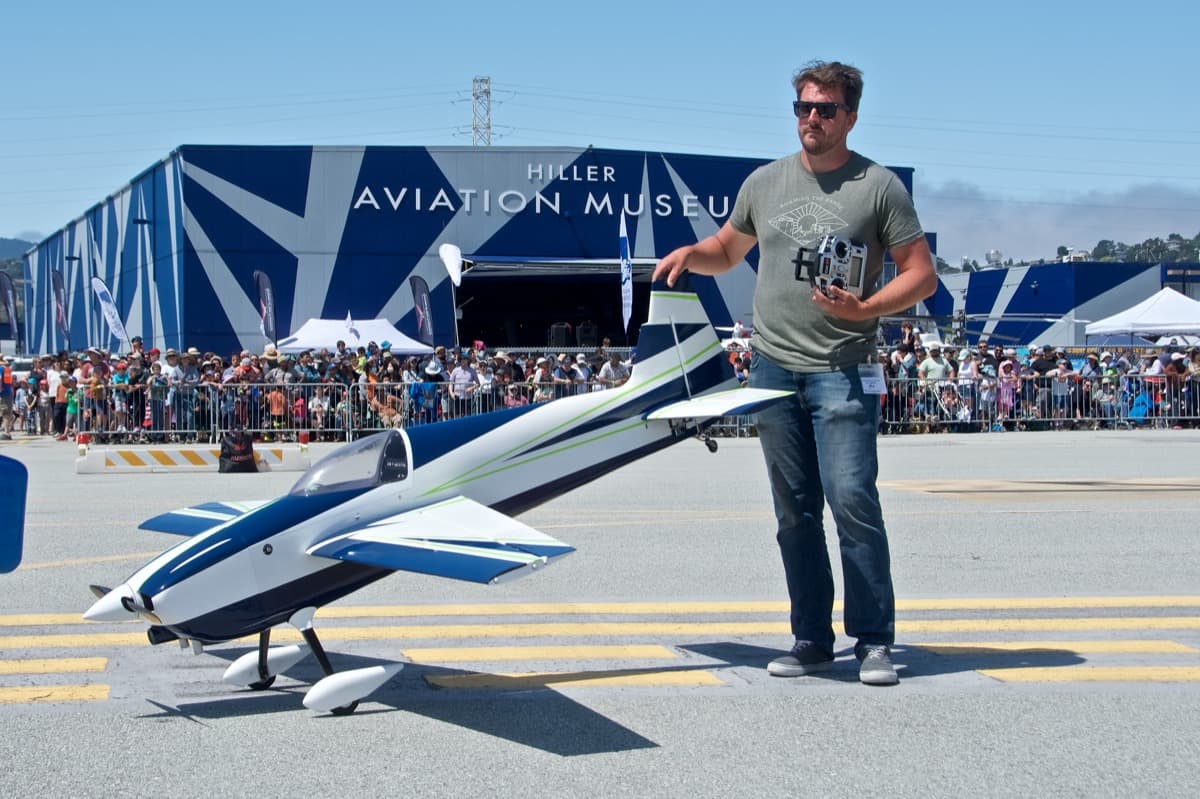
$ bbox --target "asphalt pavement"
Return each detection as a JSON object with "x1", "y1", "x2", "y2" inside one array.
[{"x1": 0, "y1": 429, "x2": 1197, "y2": 798}]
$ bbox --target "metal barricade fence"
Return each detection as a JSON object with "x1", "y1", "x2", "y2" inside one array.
[
  {"x1": 68, "y1": 373, "x2": 1199, "y2": 444},
  {"x1": 880, "y1": 375, "x2": 1199, "y2": 432}
]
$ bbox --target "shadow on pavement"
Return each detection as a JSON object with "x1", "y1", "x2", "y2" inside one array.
[{"x1": 136, "y1": 647, "x2": 660, "y2": 756}]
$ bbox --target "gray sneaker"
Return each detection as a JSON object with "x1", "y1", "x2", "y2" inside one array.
[
  {"x1": 856, "y1": 643, "x2": 899, "y2": 685},
  {"x1": 767, "y1": 640, "x2": 834, "y2": 677}
]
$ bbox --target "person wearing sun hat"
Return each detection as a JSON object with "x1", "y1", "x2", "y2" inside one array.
[{"x1": 409, "y1": 360, "x2": 444, "y2": 425}]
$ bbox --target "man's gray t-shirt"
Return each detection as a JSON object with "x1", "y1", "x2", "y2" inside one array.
[{"x1": 729, "y1": 150, "x2": 925, "y2": 371}]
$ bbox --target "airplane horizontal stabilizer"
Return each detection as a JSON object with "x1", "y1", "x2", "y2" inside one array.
[
  {"x1": 139, "y1": 500, "x2": 273, "y2": 536},
  {"x1": 306, "y1": 496, "x2": 574, "y2": 585},
  {"x1": 644, "y1": 387, "x2": 793, "y2": 421}
]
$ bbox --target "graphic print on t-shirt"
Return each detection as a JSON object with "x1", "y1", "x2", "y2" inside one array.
[{"x1": 767, "y1": 200, "x2": 847, "y2": 246}]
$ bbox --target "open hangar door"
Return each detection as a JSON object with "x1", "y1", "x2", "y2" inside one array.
[
  {"x1": 453, "y1": 260, "x2": 657, "y2": 350},
  {"x1": 456, "y1": 273, "x2": 652, "y2": 350}
]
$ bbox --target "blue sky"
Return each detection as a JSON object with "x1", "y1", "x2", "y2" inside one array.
[{"x1": 4, "y1": 0, "x2": 1198, "y2": 262}]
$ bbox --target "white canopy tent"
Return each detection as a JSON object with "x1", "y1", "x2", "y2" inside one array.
[
  {"x1": 275, "y1": 318, "x2": 433, "y2": 356},
  {"x1": 1084, "y1": 287, "x2": 1200, "y2": 338}
]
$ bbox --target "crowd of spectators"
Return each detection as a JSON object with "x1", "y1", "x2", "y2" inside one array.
[
  {"x1": 3, "y1": 322, "x2": 1197, "y2": 444},
  {"x1": 0, "y1": 334, "x2": 635, "y2": 443},
  {"x1": 876, "y1": 322, "x2": 1200, "y2": 432}
]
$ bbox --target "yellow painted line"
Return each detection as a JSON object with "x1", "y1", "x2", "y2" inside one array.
[
  {"x1": 313, "y1": 596, "x2": 1200, "y2": 619},
  {"x1": 149, "y1": 450, "x2": 177, "y2": 466},
  {"x1": 300, "y1": 622, "x2": 789, "y2": 641},
  {"x1": 0, "y1": 685, "x2": 111, "y2": 704},
  {"x1": 116, "y1": 450, "x2": 148, "y2": 467},
  {"x1": 980, "y1": 666, "x2": 1200, "y2": 683},
  {"x1": 315, "y1": 601, "x2": 789, "y2": 618},
  {"x1": 881, "y1": 477, "x2": 1200, "y2": 495},
  {"x1": 0, "y1": 657, "x2": 108, "y2": 675},
  {"x1": 899, "y1": 618, "x2": 1200, "y2": 633},
  {"x1": 180, "y1": 450, "x2": 209, "y2": 466},
  {"x1": 5, "y1": 596, "x2": 1198, "y2": 627},
  {"x1": 4, "y1": 632, "x2": 149, "y2": 648},
  {"x1": 1, "y1": 614, "x2": 93, "y2": 626},
  {"x1": 427, "y1": 669, "x2": 725, "y2": 689},
  {"x1": 402, "y1": 645, "x2": 677, "y2": 662},
  {"x1": 897, "y1": 597, "x2": 1200, "y2": 611},
  {"x1": 917, "y1": 640, "x2": 1198, "y2": 655},
  {"x1": 9, "y1": 551, "x2": 178, "y2": 571},
  {"x1": 12, "y1": 617, "x2": 1200, "y2": 648}
]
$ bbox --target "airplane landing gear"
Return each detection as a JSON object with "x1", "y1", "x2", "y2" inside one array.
[
  {"x1": 249, "y1": 629, "x2": 277, "y2": 690},
  {"x1": 222, "y1": 627, "x2": 307, "y2": 690},
  {"x1": 292, "y1": 607, "x2": 404, "y2": 715}
]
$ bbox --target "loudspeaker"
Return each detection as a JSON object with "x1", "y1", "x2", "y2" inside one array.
[
  {"x1": 548, "y1": 323, "x2": 571, "y2": 348},
  {"x1": 576, "y1": 322, "x2": 598, "y2": 348}
]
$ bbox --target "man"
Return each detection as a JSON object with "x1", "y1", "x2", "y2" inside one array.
[
  {"x1": 978, "y1": 341, "x2": 998, "y2": 372},
  {"x1": 653, "y1": 61, "x2": 936, "y2": 685},
  {"x1": 448, "y1": 355, "x2": 478, "y2": 418},
  {"x1": 0, "y1": 353, "x2": 13, "y2": 440},
  {"x1": 597, "y1": 351, "x2": 630, "y2": 388},
  {"x1": 571, "y1": 353, "x2": 592, "y2": 393},
  {"x1": 918, "y1": 343, "x2": 953, "y2": 384}
]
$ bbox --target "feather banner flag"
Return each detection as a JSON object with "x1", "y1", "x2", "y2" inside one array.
[
  {"x1": 409, "y1": 276, "x2": 435, "y2": 346},
  {"x1": 619, "y1": 212, "x2": 633, "y2": 334},
  {"x1": 51, "y1": 269, "x2": 70, "y2": 350},
  {"x1": 0, "y1": 271, "x2": 20, "y2": 353},
  {"x1": 90, "y1": 276, "x2": 131, "y2": 354},
  {"x1": 253, "y1": 270, "x2": 277, "y2": 346}
]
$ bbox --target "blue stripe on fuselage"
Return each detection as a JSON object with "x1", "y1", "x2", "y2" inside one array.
[
  {"x1": 163, "y1": 561, "x2": 387, "y2": 644},
  {"x1": 525, "y1": 351, "x2": 729, "y2": 453},
  {"x1": 139, "y1": 513, "x2": 228, "y2": 537},
  {"x1": 139, "y1": 489, "x2": 365, "y2": 596},
  {"x1": 632, "y1": 322, "x2": 710, "y2": 362},
  {"x1": 493, "y1": 425, "x2": 698, "y2": 518},
  {"x1": 405, "y1": 403, "x2": 541, "y2": 470}
]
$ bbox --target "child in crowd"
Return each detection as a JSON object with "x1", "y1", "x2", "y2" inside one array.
[
  {"x1": 110, "y1": 362, "x2": 131, "y2": 434},
  {"x1": 64, "y1": 377, "x2": 80, "y2": 438},
  {"x1": 15, "y1": 379, "x2": 33, "y2": 434}
]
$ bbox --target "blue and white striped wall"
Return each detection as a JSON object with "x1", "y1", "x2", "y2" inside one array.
[{"x1": 22, "y1": 146, "x2": 922, "y2": 356}]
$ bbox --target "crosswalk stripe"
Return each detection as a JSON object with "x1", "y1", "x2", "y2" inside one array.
[
  {"x1": 402, "y1": 645, "x2": 677, "y2": 662},
  {"x1": 0, "y1": 657, "x2": 107, "y2": 675},
  {"x1": 916, "y1": 641, "x2": 1197, "y2": 655},
  {"x1": 0, "y1": 685, "x2": 110, "y2": 704},
  {"x1": 426, "y1": 669, "x2": 725, "y2": 689},
  {"x1": 980, "y1": 666, "x2": 1200, "y2": 682}
]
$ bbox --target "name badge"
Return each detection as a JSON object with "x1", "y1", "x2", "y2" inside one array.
[{"x1": 859, "y1": 363, "x2": 886, "y2": 395}]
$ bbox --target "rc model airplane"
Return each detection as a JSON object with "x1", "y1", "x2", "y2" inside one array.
[{"x1": 83, "y1": 289, "x2": 791, "y2": 714}]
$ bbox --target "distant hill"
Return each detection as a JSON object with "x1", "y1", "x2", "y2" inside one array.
[{"x1": 0, "y1": 238, "x2": 33, "y2": 260}]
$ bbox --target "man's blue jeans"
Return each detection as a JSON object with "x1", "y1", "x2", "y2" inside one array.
[{"x1": 750, "y1": 352, "x2": 895, "y2": 651}]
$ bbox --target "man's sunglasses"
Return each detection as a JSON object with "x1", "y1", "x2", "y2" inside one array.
[{"x1": 793, "y1": 100, "x2": 851, "y2": 120}]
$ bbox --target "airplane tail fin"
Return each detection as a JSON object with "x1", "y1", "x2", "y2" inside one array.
[{"x1": 626, "y1": 290, "x2": 730, "y2": 399}]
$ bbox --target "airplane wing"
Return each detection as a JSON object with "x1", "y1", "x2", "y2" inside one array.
[
  {"x1": 645, "y1": 387, "x2": 792, "y2": 420},
  {"x1": 139, "y1": 500, "x2": 273, "y2": 536},
  {"x1": 306, "y1": 496, "x2": 574, "y2": 585}
]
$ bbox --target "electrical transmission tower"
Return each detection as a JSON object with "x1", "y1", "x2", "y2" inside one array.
[{"x1": 471, "y1": 76, "x2": 492, "y2": 146}]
